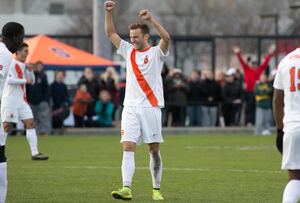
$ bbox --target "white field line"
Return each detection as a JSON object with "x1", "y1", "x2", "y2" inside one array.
[
  {"x1": 185, "y1": 145, "x2": 275, "y2": 151},
  {"x1": 21, "y1": 165, "x2": 283, "y2": 174}
]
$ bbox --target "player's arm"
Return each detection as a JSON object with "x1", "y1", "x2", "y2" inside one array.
[
  {"x1": 273, "y1": 88, "x2": 284, "y2": 154},
  {"x1": 104, "y1": 1, "x2": 121, "y2": 49},
  {"x1": 273, "y1": 88, "x2": 284, "y2": 129},
  {"x1": 7, "y1": 62, "x2": 27, "y2": 85},
  {"x1": 0, "y1": 54, "x2": 11, "y2": 80},
  {"x1": 139, "y1": 9, "x2": 170, "y2": 54},
  {"x1": 25, "y1": 64, "x2": 35, "y2": 84},
  {"x1": 7, "y1": 75, "x2": 26, "y2": 84}
]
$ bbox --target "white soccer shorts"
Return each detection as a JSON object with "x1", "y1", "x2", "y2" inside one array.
[
  {"x1": 120, "y1": 106, "x2": 164, "y2": 144},
  {"x1": 282, "y1": 129, "x2": 300, "y2": 170},
  {"x1": 1, "y1": 102, "x2": 33, "y2": 123}
]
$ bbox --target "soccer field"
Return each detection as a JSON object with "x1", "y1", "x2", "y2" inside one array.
[{"x1": 6, "y1": 134, "x2": 286, "y2": 203}]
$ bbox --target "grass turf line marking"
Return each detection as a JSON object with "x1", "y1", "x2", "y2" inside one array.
[
  {"x1": 185, "y1": 145, "x2": 275, "y2": 151},
  {"x1": 21, "y1": 165, "x2": 283, "y2": 174}
]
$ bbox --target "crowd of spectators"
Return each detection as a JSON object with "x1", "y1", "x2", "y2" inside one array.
[
  {"x1": 21, "y1": 46, "x2": 276, "y2": 135},
  {"x1": 162, "y1": 65, "x2": 274, "y2": 132},
  {"x1": 19, "y1": 62, "x2": 121, "y2": 135}
]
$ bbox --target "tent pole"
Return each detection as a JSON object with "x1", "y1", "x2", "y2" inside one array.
[{"x1": 93, "y1": 0, "x2": 112, "y2": 59}]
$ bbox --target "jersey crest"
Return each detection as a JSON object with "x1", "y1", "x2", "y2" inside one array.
[{"x1": 144, "y1": 55, "x2": 149, "y2": 64}]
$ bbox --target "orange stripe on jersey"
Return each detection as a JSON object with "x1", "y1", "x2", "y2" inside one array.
[
  {"x1": 130, "y1": 49, "x2": 158, "y2": 107},
  {"x1": 15, "y1": 63, "x2": 27, "y2": 102},
  {"x1": 15, "y1": 63, "x2": 23, "y2": 79}
]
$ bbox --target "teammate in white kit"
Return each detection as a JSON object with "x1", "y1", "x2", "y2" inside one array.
[
  {"x1": 104, "y1": 1, "x2": 170, "y2": 201},
  {"x1": 5, "y1": 42, "x2": 48, "y2": 161},
  {"x1": 0, "y1": 22, "x2": 24, "y2": 203},
  {"x1": 273, "y1": 48, "x2": 300, "y2": 203}
]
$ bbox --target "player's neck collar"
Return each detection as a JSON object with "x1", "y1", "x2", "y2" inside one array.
[{"x1": 134, "y1": 46, "x2": 151, "y2": 52}]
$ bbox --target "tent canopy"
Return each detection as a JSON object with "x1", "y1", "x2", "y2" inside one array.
[{"x1": 25, "y1": 35, "x2": 119, "y2": 71}]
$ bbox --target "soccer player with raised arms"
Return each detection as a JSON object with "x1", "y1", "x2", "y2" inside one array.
[{"x1": 104, "y1": 0, "x2": 170, "y2": 201}]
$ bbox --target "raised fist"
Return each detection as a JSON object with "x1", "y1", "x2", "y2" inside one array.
[
  {"x1": 232, "y1": 46, "x2": 240, "y2": 54},
  {"x1": 139, "y1": 9, "x2": 152, "y2": 21},
  {"x1": 268, "y1": 45, "x2": 276, "y2": 55},
  {"x1": 104, "y1": 1, "x2": 115, "y2": 12}
]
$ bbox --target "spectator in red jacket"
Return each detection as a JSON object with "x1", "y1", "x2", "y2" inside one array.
[{"x1": 233, "y1": 46, "x2": 275, "y2": 126}]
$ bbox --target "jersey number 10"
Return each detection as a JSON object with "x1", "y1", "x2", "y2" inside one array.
[{"x1": 290, "y1": 67, "x2": 300, "y2": 92}]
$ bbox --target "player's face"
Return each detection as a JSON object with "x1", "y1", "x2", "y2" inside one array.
[
  {"x1": 130, "y1": 28, "x2": 147, "y2": 50},
  {"x1": 16, "y1": 47, "x2": 28, "y2": 63}
]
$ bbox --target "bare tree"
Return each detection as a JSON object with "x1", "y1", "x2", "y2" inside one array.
[
  {"x1": 157, "y1": 0, "x2": 287, "y2": 71},
  {"x1": 64, "y1": 0, "x2": 131, "y2": 35},
  {"x1": 61, "y1": 0, "x2": 298, "y2": 71},
  {"x1": 65, "y1": 0, "x2": 93, "y2": 35}
]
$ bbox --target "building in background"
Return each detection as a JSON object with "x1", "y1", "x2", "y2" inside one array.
[
  {"x1": 0, "y1": 0, "x2": 84, "y2": 35},
  {"x1": 0, "y1": 0, "x2": 298, "y2": 76}
]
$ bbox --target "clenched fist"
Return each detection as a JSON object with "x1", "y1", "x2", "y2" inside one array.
[
  {"x1": 232, "y1": 46, "x2": 240, "y2": 54},
  {"x1": 139, "y1": 9, "x2": 152, "y2": 21},
  {"x1": 104, "y1": 1, "x2": 115, "y2": 12}
]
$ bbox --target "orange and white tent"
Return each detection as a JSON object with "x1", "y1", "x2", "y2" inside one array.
[{"x1": 25, "y1": 34, "x2": 119, "y2": 71}]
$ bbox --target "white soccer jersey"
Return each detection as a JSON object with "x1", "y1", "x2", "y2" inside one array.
[
  {"x1": 273, "y1": 48, "x2": 300, "y2": 133},
  {"x1": 0, "y1": 42, "x2": 13, "y2": 99},
  {"x1": 1, "y1": 59, "x2": 27, "y2": 108},
  {"x1": 117, "y1": 40, "x2": 168, "y2": 108}
]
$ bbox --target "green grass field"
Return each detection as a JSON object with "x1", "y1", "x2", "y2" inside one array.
[{"x1": 5, "y1": 134, "x2": 286, "y2": 203}]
